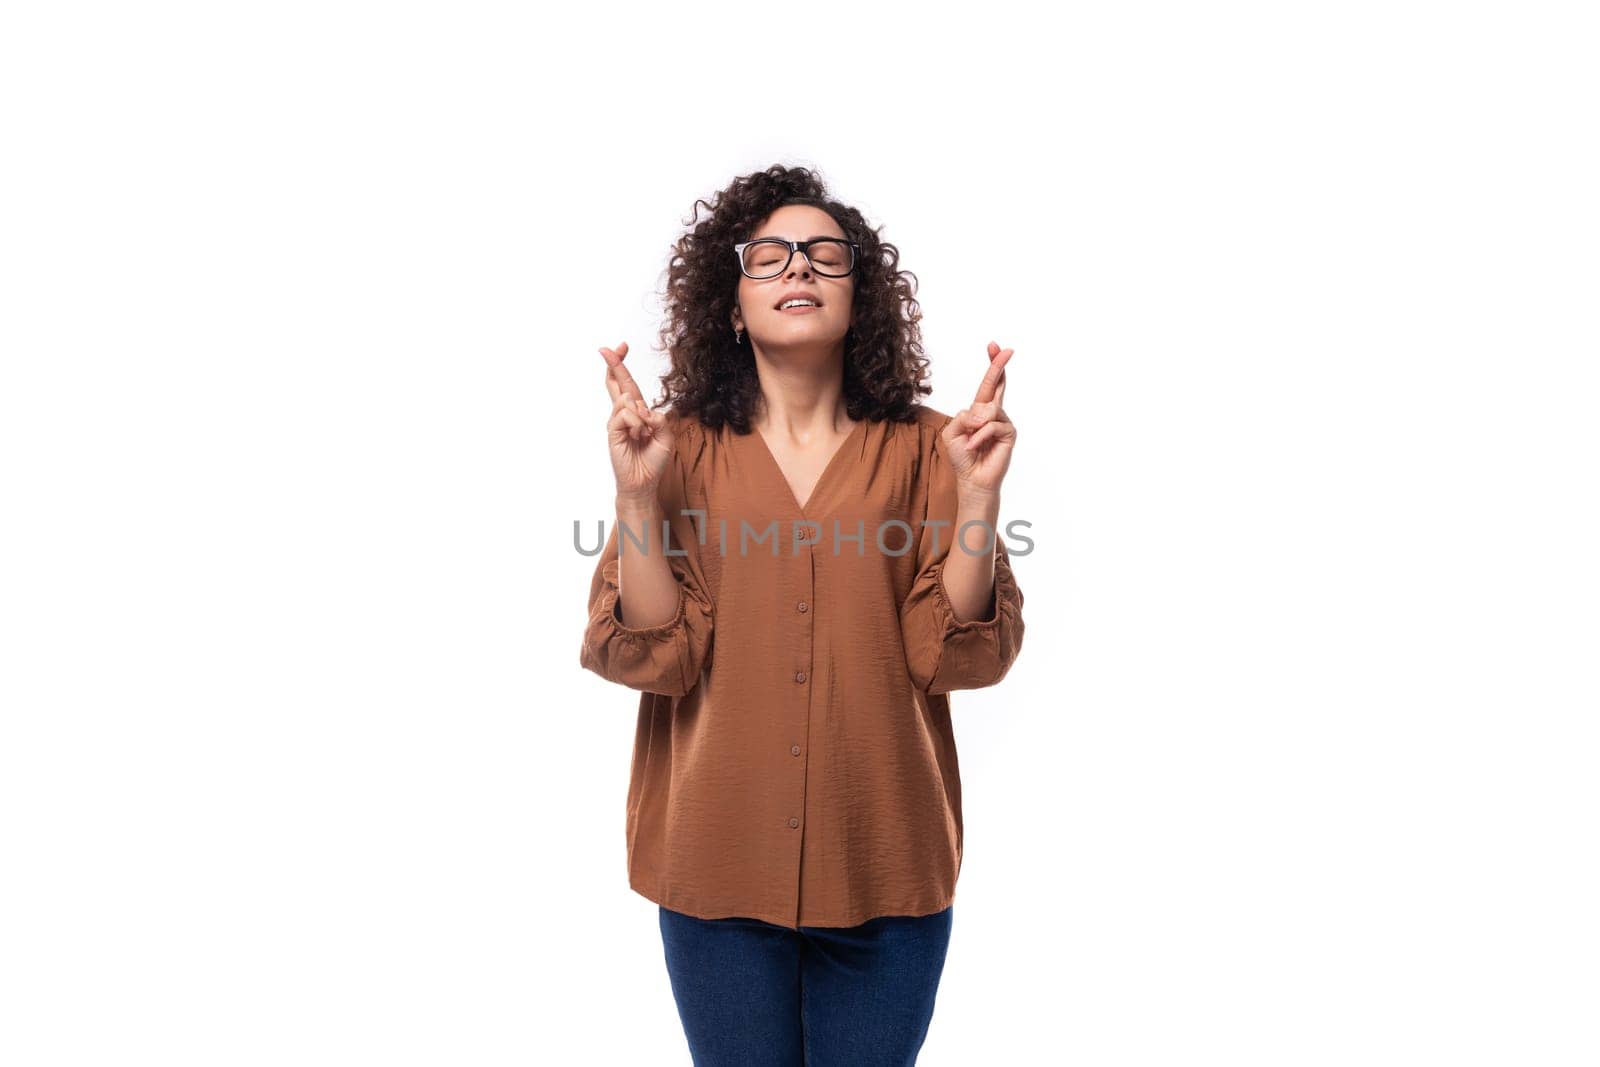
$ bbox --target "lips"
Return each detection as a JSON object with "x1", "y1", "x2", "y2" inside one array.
[{"x1": 774, "y1": 291, "x2": 823, "y2": 310}]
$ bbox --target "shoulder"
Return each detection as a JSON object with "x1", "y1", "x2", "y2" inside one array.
[
  {"x1": 908, "y1": 404, "x2": 955, "y2": 434},
  {"x1": 662, "y1": 410, "x2": 712, "y2": 475},
  {"x1": 662, "y1": 410, "x2": 699, "y2": 441},
  {"x1": 899, "y1": 404, "x2": 957, "y2": 455},
  {"x1": 864, "y1": 406, "x2": 955, "y2": 480}
]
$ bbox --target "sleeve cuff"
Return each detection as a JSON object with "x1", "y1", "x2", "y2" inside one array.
[
  {"x1": 598, "y1": 577, "x2": 687, "y2": 640},
  {"x1": 931, "y1": 542, "x2": 1020, "y2": 633}
]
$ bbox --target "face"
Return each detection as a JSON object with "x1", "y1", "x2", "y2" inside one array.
[{"x1": 732, "y1": 205, "x2": 855, "y2": 352}]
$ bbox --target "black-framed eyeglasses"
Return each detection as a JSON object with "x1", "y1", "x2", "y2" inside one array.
[{"x1": 734, "y1": 238, "x2": 859, "y2": 280}]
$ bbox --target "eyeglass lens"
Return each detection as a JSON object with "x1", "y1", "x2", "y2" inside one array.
[{"x1": 742, "y1": 240, "x2": 853, "y2": 279}]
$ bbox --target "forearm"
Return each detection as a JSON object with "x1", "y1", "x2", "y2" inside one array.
[
  {"x1": 614, "y1": 493, "x2": 683, "y2": 628},
  {"x1": 942, "y1": 488, "x2": 1002, "y2": 623}
]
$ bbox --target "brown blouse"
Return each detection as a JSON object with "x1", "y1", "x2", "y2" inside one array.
[{"x1": 578, "y1": 405, "x2": 1026, "y2": 929}]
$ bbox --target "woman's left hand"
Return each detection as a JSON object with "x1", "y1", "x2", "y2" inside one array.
[{"x1": 942, "y1": 342, "x2": 1017, "y2": 498}]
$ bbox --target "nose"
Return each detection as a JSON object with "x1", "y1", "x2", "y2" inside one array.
[{"x1": 786, "y1": 248, "x2": 815, "y2": 279}]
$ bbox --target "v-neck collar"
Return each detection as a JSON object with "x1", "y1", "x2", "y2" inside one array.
[{"x1": 747, "y1": 416, "x2": 868, "y2": 519}]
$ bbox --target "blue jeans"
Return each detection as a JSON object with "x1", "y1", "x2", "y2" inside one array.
[{"x1": 657, "y1": 904, "x2": 955, "y2": 1066}]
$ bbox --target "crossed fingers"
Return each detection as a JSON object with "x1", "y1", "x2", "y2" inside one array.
[{"x1": 600, "y1": 340, "x2": 663, "y2": 442}]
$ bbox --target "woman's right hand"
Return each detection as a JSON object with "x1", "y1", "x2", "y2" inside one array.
[{"x1": 601, "y1": 341, "x2": 675, "y2": 503}]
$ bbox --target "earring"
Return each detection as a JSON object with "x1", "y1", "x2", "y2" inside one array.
[{"x1": 734, "y1": 327, "x2": 744, "y2": 345}]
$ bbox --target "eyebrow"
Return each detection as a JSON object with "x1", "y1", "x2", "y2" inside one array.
[{"x1": 754, "y1": 234, "x2": 841, "y2": 242}]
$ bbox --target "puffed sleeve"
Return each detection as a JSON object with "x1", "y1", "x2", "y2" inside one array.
[
  {"x1": 898, "y1": 417, "x2": 1025, "y2": 695},
  {"x1": 578, "y1": 425, "x2": 715, "y2": 697}
]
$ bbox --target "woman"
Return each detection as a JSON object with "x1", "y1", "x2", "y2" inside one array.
[{"x1": 580, "y1": 164, "x2": 1025, "y2": 1066}]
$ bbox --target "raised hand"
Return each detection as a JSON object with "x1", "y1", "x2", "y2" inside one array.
[
  {"x1": 940, "y1": 341, "x2": 1017, "y2": 498},
  {"x1": 600, "y1": 341, "x2": 675, "y2": 501}
]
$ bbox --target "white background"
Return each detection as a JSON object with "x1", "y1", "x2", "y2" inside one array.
[{"x1": 3, "y1": 1, "x2": 1596, "y2": 1064}]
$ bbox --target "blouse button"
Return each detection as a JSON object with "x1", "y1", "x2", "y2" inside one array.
[
  {"x1": 794, "y1": 671, "x2": 807, "y2": 683},
  {"x1": 797, "y1": 600, "x2": 808, "y2": 612},
  {"x1": 788, "y1": 817, "x2": 799, "y2": 828},
  {"x1": 790, "y1": 744, "x2": 801, "y2": 756}
]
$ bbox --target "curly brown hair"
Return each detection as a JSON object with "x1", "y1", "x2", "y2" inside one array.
[{"x1": 651, "y1": 164, "x2": 932, "y2": 434}]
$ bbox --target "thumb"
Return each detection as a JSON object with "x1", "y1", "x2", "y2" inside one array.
[
  {"x1": 638, "y1": 403, "x2": 675, "y2": 446},
  {"x1": 943, "y1": 410, "x2": 979, "y2": 441}
]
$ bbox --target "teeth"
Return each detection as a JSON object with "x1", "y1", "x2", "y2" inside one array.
[{"x1": 779, "y1": 299, "x2": 819, "y2": 309}]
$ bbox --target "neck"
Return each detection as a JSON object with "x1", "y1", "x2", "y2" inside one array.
[{"x1": 751, "y1": 348, "x2": 851, "y2": 438}]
